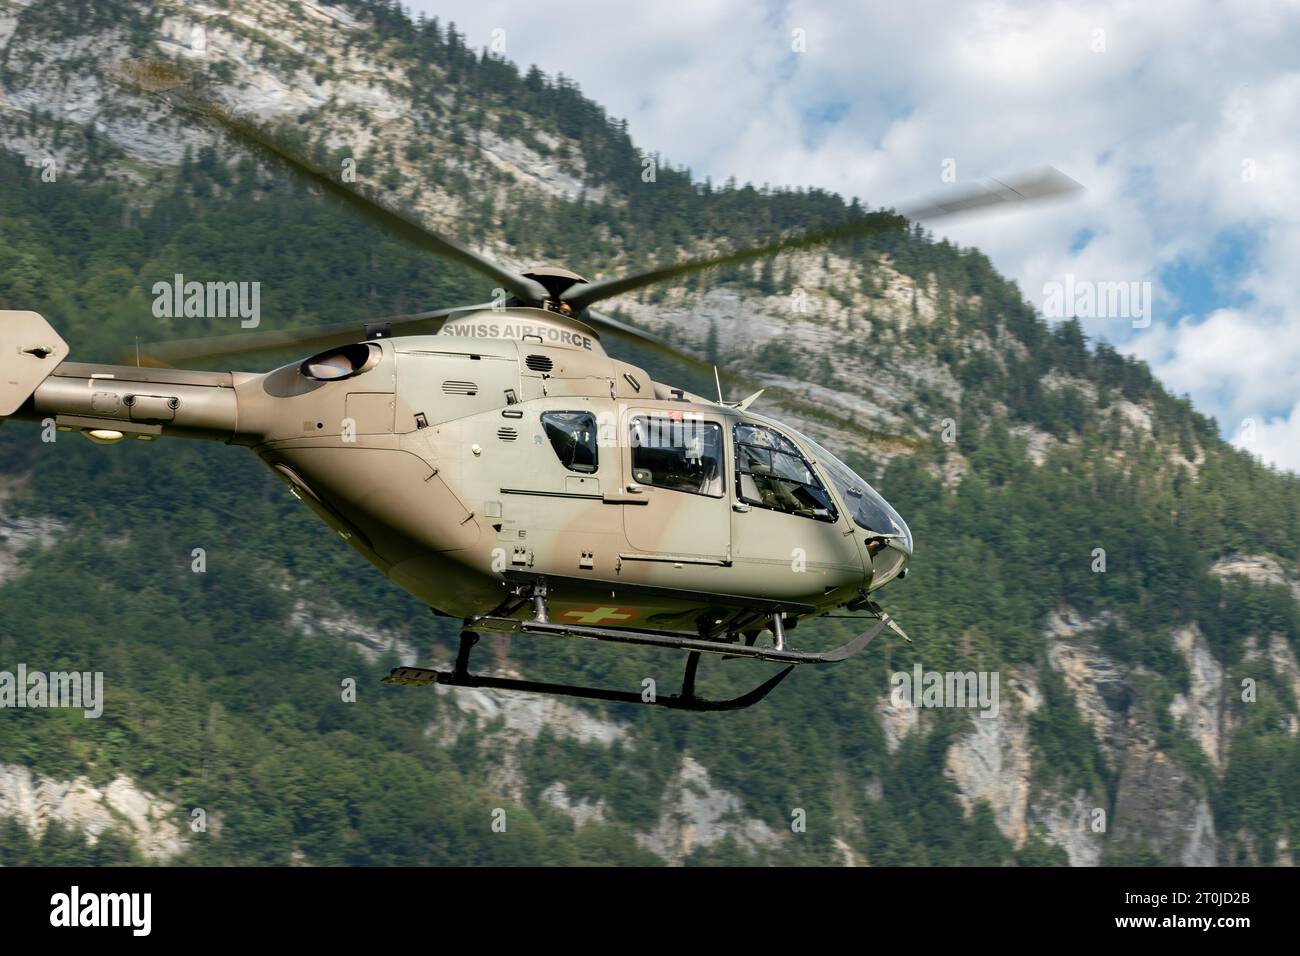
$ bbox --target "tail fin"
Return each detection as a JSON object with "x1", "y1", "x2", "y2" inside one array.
[{"x1": 1, "y1": 311, "x2": 69, "y2": 418}]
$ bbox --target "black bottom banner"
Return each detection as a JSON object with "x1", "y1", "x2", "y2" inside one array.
[{"x1": 0, "y1": 864, "x2": 1281, "y2": 943}]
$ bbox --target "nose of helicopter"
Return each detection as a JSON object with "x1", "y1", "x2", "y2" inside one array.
[
  {"x1": 864, "y1": 502, "x2": 911, "y2": 589},
  {"x1": 869, "y1": 537, "x2": 911, "y2": 590}
]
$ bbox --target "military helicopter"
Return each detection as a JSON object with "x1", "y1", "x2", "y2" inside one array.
[{"x1": 0, "y1": 61, "x2": 1079, "y2": 710}]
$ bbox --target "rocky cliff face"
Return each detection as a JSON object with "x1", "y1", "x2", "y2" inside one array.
[
  {"x1": 0, "y1": 762, "x2": 186, "y2": 860},
  {"x1": 0, "y1": 479, "x2": 64, "y2": 587}
]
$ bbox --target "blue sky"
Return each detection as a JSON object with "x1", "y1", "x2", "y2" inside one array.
[{"x1": 411, "y1": 0, "x2": 1300, "y2": 470}]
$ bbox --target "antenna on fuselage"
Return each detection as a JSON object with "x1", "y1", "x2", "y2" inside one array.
[{"x1": 714, "y1": 365, "x2": 724, "y2": 404}]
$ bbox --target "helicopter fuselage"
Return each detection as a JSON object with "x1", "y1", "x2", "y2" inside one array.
[{"x1": 14, "y1": 308, "x2": 911, "y2": 638}]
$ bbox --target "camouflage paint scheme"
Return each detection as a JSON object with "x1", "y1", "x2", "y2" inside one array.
[{"x1": 5, "y1": 307, "x2": 911, "y2": 637}]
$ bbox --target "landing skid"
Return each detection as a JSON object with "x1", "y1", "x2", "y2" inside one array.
[{"x1": 384, "y1": 613, "x2": 889, "y2": 713}]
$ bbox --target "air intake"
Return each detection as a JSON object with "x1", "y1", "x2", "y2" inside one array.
[
  {"x1": 442, "y1": 380, "x2": 478, "y2": 395},
  {"x1": 525, "y1": 354, "x2": 553, "y2": 373},
  {"x1": 497, "y1": 427, "x2": 518, "y2": 442}
]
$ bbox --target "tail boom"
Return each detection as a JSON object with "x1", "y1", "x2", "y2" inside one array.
[{"x1": 3, "y1": 311, "x2": 240, "y2": 443}]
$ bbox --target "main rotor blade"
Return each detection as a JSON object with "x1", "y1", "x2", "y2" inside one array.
[
  {"x1": 582, "y1": 309, "x2": 921, "y2": 449},
  {"x1": 581, "y1": 307, "x2": 717, "y2": 374},
  {"x1": 134, "y1": 299, "x2": 919, "y2": 449},
  {"x1": 900, "y1": 166, "x2": 1082, "y2": 220},
  {"x1": 560, "y1": 211, "x2": 902, "y2": 313},
  {"x1": 130, "y1": 303, "x2": 494, "y2": 367},
  {"x1": 562, "y1": 167, "x2": 1081, "y2": 312},
  {"x1": 137, "y1": 302, "x2": 724, "y2": 373},
  {"x1": 108, "y1": 58, "x2": 548, "y2": 306}
]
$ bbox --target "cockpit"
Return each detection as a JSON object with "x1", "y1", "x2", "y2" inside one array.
[{"x1": 767, "y1": 425, "x2": 913, "y2": 589}]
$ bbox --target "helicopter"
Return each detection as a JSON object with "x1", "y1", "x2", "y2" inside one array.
[{"x1": 0, "y1": 60, "x2": 1080, "y2": 710}]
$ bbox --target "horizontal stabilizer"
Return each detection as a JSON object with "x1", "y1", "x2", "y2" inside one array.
[{"x1": 1, "y1": 311, "x2": 69, "y2": 417}]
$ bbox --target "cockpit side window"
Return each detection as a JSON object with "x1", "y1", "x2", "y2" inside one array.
[
  {"x1": 541, "y1": 411, "x2": 598, "y2": 473},
  {"x1": 734, "y1": 423, "x2": 836, "y2": 521},
  {"x1": 629, "y1": 415, "x2": 724, "y2": 497}
]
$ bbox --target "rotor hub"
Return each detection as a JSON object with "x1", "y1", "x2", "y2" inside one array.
[{"x1": 520, "y1": 266, "x2": 588, "y2": 303}]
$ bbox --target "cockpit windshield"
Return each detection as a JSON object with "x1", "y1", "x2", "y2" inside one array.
[{"x1": 794, "y1": 433, "x2": 912, "y2": 551}]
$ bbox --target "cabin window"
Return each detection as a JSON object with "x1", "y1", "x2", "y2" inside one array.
[
  {"x1": 541, "y1": 411, "x2": 598, "y2": 473},
  {"x1": 629, "y1": 416, "x2": 724, "y2": 497},
  {"x1": 734, "y1": 423, "x2": 836, "y2": 520}
]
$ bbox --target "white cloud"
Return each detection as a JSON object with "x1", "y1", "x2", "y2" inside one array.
[
  {"x1": 1244, "y1": 400, "x2": 1300, "y2": 471},
  {"x1": 409, "y1": 0, "x2": 1300, "y2": 470}
]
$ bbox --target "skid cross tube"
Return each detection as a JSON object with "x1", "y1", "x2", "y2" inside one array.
[{"x1": 384, "y1": 618, "x2": 889, "y2": 712}]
